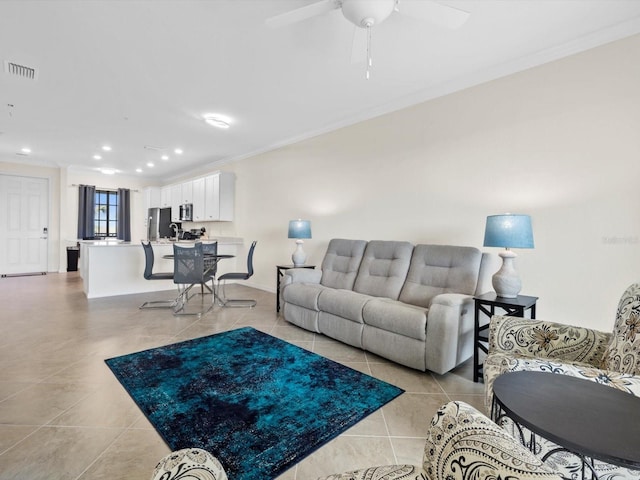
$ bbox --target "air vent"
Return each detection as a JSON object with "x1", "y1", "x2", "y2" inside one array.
[{"x1": 4, "y1": 60, "x2": 38, "y2": 80}]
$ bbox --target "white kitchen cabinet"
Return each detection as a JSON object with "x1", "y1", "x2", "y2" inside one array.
[
  {"x1": 144, "y1": 187, "x2": 161, "y2": 209},
  {"x1": 143, "y1": 187, "x2": 161, "y2": 230},
  {"x1": 181, "y1": 180, "x2": 193, "y2": 204},
  {"x1": 170, "y1": 184, "x2": 182, "y2": 222},
  {"x1": 192, "y1": 177, "x2": 206, "y2": 221},
  {"x1": 204, "y1": 172, "x2": 235, "y2": 221},
  {"x1": 160, "y1": 186, "x2": 171, "y2": 208}
]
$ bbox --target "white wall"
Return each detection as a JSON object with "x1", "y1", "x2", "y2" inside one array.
[{"x1": 226, "y1": 34, "x2": 640, "y2": 331}]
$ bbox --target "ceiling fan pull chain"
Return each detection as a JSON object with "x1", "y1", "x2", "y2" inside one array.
[{"x1": 366, "y1": 22, "x2": 372, "y2": 80}]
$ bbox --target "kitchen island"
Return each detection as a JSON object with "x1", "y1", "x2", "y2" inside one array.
[{"x1": 79, "y1": 238, "x2": 243, "y2": 299}]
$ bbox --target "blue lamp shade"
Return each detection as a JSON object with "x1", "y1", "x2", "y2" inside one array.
[
  {"x1": 288, "y1": 220, "x2": 312, "y2": 239},
  {"x1": 483, "y1": 214, "x2": 534, "y2": 249}
]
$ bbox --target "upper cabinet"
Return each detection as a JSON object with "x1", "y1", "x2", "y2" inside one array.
[
  {"x1": 192, "y1": 177, "x2": 206, "y2": 222},
  {"x1": 160, "y1": 186, "x2": 171, "y2": 208},
  {"x1": 144, "y1": 187, "x2": 161, "y2": 209},
  {"x1": 181, "y1": 180, "x2": 193, "y2": 204},
  {"x1": 156, "y1": 171, "x2": 235, "y2": 223},
  {"x1": 204, "y1": 172, "x2": 235, "y2": 222},
  {"x1": 170, "y1": 184, "x2": 182, "y2": 222}
]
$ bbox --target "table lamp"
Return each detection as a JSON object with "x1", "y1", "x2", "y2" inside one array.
[
  {"x1": 483, "y1": 214, "x2": 534, "y2": 298},
  {"x1": 288, "y1": 219, "x2": 311, "y2": 266}
]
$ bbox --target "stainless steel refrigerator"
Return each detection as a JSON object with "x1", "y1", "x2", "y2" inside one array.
[{"x1": 147, "y1": 207, "x2": 173, "y2": 241}]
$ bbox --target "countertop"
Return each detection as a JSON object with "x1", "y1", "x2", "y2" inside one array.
[{"x1": 79, "y1": 236, "x2": 243, "y2": 247}]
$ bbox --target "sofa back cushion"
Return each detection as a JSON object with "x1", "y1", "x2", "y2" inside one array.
[
  {"x1": 399, "y1": 244, "x2": 482, "y2": 308},
  {"x1": 353, "y1": 240, "x2": 413, "y2": 299},
  {"x1": 601, "y1": 282, "x2": 640, "y2": 375},
  {"x1": 320, "y1": 239, "x2": 368, "y2": 290}
]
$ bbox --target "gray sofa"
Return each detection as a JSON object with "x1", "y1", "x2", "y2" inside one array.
[{"x1": 281, "y1": 239, "x2": 496, "y2": 374}]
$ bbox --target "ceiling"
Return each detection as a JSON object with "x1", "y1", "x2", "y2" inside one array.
[{"x1": 2, "y1": 0, "x2": 640, "y2": 182}]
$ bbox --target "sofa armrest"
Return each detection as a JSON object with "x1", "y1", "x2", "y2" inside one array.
[
  {"x1": 423, "y1": 401, "x2": 561, "y2": 480},
  {"x1": 425, "y1": 294, "x2": 475, "y2": 374},
  {"x1": 488, "y1": 315, "x2": 612, "y2": 366}
]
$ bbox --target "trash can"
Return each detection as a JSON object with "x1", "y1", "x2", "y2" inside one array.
[{"x1": 67, "y1": 247, "x2": 79, "y2": 272}]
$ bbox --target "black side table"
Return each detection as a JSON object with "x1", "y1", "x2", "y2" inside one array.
[
  {"x1": 492, "y1": 371, "x2": 640, "y2": 473},
  {"x1": 473, "y1": 292, "x2": 538, "y2": 382},
  {"x1": 276, "y1": 264, "x2": 316, "y2": 313}
]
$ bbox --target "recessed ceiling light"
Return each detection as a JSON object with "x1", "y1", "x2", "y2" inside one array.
[
  {"x1": 135, "y1": 168, "x2": 142, "y2": 173},
  {"x1": 93, "y1": 154, "x2": 102, "y2": 160},
  {"x1": 100, "y1": 168, "x2": 116, "y2": 175},
  {"x1": 203, "y1": 113, "x2": 231, "y2": 129},
  {"x1": 21, "y1": 147, "x2": 31, "y2": 154},
  {"x1": 102, "y1": 145, "x2": 112, "y2": 151},
  {"x1": 174, "y1": 148, "x2": 183, "y2": 155},
  {"x1": 147, "y1": 162, "x2": 154, "y2": 167},
  {"x1": 161, "y1": 155, "x2": 169, "y2": 161}
]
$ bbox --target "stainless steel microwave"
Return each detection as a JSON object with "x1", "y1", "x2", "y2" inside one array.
[{"x1": 179, "y1": 203, "x2": 193, "y2": 222}]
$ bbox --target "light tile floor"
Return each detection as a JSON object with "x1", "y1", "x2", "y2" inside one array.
[{"x1": 0, "y1": 273, "x2": 485, "y2": 480}]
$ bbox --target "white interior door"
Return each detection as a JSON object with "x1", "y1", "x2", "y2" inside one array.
[{"x1": 0, "y1": 174, "x2": 49, "y2": 276}]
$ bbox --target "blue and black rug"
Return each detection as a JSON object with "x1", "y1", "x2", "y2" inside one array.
[{"x1": 105, "y1": 327, "x2": 403, "y2": 480}]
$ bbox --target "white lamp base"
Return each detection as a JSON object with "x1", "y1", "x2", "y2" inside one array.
[
  {"x1": 492, "y1": 249, "x2": 522, "y2": 298},
  {"x1": 292, "y1": 240, "x2": 307, "y2": 267}
]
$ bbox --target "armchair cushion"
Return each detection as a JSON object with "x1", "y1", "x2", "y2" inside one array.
[
  {"x1": 602, "y1": 282, "x2": 640, "y2": 375},
  {"x1": 317, "y1": 465, "x2": 424, "y2": 480},
  {"x1": 489, "y1": 315, "x2": 611, "y2": 366}
]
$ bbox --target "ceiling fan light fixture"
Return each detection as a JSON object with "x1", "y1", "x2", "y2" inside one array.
[{"x1": 341, "y1": 0, "x2": 395, "y2": 28}]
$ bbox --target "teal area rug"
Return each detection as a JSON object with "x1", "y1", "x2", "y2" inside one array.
[{"x1": 105, "y1": 327, "x2": 404, "y2": 480}]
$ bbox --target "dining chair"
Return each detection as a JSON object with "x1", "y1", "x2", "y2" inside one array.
[
  {"x1": 217, "y1": 241, "x2": 257, "y2": 308},
  {"x1": 200, "y1": 241, "x2": 218, "y2": 295},
  {"x1": 172, "y1": 242, "x2": 215, "y2": 316},
  {"x1": 139, "y1": 241, "x2": 176, "y2": 309}
]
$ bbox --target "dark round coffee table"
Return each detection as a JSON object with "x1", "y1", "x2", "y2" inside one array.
[{"x1": 492, "y1": 371, "x2": 640, "y2": 471}]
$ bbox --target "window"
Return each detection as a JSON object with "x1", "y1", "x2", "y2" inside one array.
[{"x1": 94, "y1": 190, "x2": 118, "y2": 238}]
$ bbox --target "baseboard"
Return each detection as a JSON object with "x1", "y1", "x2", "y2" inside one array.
[
  {"x1": 239, "y1": 280, "x2": 275, "y2": 294},
  {"x1": 1, "y1": 272, "x2": 48, "y2": 278}
]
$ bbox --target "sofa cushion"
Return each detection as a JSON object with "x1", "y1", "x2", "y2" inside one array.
[
  {"x1": 399, "y1": 245, "x2": 481, "y2": 308},
  {"x1": 318, "y1": 288, "x2": 371, "y2": 323},
  {"x1": 602, "y1": 282, "x2": 640, "y2": 375},
  {"x1": 320, "y1": 239, "x2": 368, "y2": 290},
  {"x1": 353, "y1": 240, "x2": 413, "y2": 300},
  {"x1": 363, "y1": 298, "x2": 427, "y2": 341}
]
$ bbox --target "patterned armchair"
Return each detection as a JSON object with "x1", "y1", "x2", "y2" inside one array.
[
  {"x1": 151, "y1": 402, "x2": 561, "y2": 480},
  {"x1": 484, "y1": 282, "x2": 640, "y2": 479}
]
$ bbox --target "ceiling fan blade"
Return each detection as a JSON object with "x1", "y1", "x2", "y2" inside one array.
[
  {"x1": 265, "y1": 0, "x2": 339, "y2": 28},
  {"x1": 397, "y1": 0, "x2": 470, "y2": 29},
  {"x1": 350, "y1": 26, "x2": 367, "y2": 64}
]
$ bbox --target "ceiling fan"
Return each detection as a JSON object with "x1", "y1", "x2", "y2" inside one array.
[{"x1": 266, "y1": 0, "x2": 470, "y2": 78}]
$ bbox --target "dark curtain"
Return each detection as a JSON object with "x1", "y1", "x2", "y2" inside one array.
[
  {"x1": 117, "y1": 188, "x2": 131, "y2": 241},
  {"x1": 77, "y1": 184, "x2": 96, "y2": 240}
]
